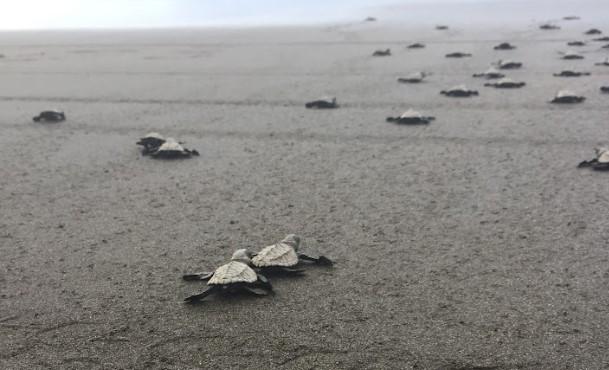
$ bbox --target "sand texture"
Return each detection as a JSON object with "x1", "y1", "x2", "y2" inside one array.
[{"x1": 1, "y1": 21, "x2": 609, "y2": 369}]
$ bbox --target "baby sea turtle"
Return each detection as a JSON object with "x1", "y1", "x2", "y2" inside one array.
[
  {"x1": 373, "y1": 49, "x2": 391, "y2": 56},
  {"x1": 445, "y1": 52, "x2": 472, "y2": 58},
  {"x1": 305, "y1": 97, "x2": 338, "y2": 109},
  {"x1": 436, "y1": 25, "x2": 449, "y2": 30},
  {"x1": 595, "y1": 57, "x2": 609, "y2": 66},
  {"x1": 407, "y1": 43, "x2": 425, "y2": 49},
  {"x1": 440, "y1": 85, "x2": 479, "y2": 97},
  {"x1": 484, "y1": 78, "x2": 526, "y2": 89},
  {"x1": 251, "y1": 234, "x2": 333, "y2": 274},
  {"x1": 553, "y1": 70, "x2": 590, "y2": 77},
  {"x1": 550, "y1": 90, "x2": 585, "y2": 104},
  {"x1": 494, "y1": 42, "x2": 516, "y2": 50},
  {"x1": 151, "y1": 138, "x2": 199, "y2": 158},
  {"x1": 567, "y1": 41, "x2": 586, "y2": 46},
  {"x1": 540, "y1": 23, "x2": 560, "y2": 30},
  {"x1": 563, "y1": 16, "x2": 580, "y2": 21},
  {"x1": 585, "y1": 28, "x2": 602, "y2": 35},
  {"x1": 593, "y1": 37, "x2": 609, "y2": 42},
  {"x1": 494, "y1": 60, "x2": 523, "y2": 70},
  {"x1": 386, "y1": 109, "x2": 435, "y2": 124},
  {"x1": 578, "y1": 148, "x2": 609, "y2": 170},
  {"x1": 472, "y1": 67, "x2": 505, "y2": 79},
  {"x1": 561, "y1": 51, "x2": 584, "y2": 60},
  {"x1": 136, "y1": 132, "x2": 165, "y2": 155},
  {"x1": 364, "y1": 16, "x2": 377, "y2": 22},
  {"x1": 183, "y1": 249, "x2": 273, "y2": 303},
  {"x1": 397, "y1": 72, "x2": 429, "y2": 83},
  {"x1": 33, "y1": 110, "x2": 65, "y2": 123},
  {"x1": 601, "y1": 86, "x2": 609, "y2": 93}
]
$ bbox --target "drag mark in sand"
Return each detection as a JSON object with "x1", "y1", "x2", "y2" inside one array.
[{"x1": 0, "y1": 95, "x2": 607, "y2": 112}]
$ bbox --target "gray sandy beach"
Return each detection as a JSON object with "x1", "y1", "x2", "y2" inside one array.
[{"x1": 2, "y1": 8, "x2": 609, "y2": 370}]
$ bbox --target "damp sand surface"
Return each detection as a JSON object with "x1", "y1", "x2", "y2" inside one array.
[{"x1": 1, "y1": 21, "x2": 609, "y2": 369}]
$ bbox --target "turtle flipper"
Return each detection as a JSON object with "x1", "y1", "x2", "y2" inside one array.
[
  {"x1": 182, "y1": 271, "x2": 214, "y2": 281},
  {"x1": 592, "y1": 162, "x2": 609, "y2": 171},
  {"x1": 242, "y1": 286, "x2": 272, "y2": 296},
  {"x1": 577, "y1": 159, "x2": 596, "y2": 168},
  {"x1": 256, "y1": 273, "x2": 273, "y2": 289},
  {"x1": 184, "y1": 286, "x2": 217, "y2": 303},
  {"x1": 299, "y1": 253, "x2": 334, "y2": 266},
  {"x1": 279, "y1": 267, "x2": 306, "y2": 275}
]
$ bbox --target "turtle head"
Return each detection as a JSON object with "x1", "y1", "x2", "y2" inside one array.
[
  {"x1": 595, "y1": 147, "x2": 609, "y2": 156},
  {"x1": 281, "y1": 234, "x2": 301, "y2": 250},
  {"x1": 231, "y1": 248, "x2": 253, "y2": 264}
]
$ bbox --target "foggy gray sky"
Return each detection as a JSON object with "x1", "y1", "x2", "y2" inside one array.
[{"x1": 0, "y1": 0, "x2": 605, "y2": 30}]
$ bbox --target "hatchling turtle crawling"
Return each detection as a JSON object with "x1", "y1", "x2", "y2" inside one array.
[
  {"x1": 251, "y1": 234, "x2": 333, "y2": 274},
  {"x1": 561, "y1": 51, "x2": 584, "y2": 60},
  {"x1": 397, "y1": 72, "x2": 429, "y2": 83},
  {"x1": 484, "y1": 78, "x2": 526, "y2": 89},
  {"x1": 386, "y1": 109, "x2": 435, "y2": 124},
  {"x1": 585, "y1": 28, "x2": 602, "y2": 35},
  {"x1": 593, "y1": 37, "x2": 609, "y2": 42},
  {"x1": 364, "y1": 16, "x2": 377, "y2": 22},
  {"x1": 550, "y1": 90, "x2": 585, "y2": 104},
  {"x1": 373, "y1": 49, "x2": 391, "y2": 56},
  {"x1": 183, "y1": 249, "x2": 273, "y2": 303},
  {"x1": 567, "y1": 41, "x2": 586, "y2": 46},
  {"x1": 595, "y1": 57, "x2": 609, "y2": 66},
  {"x1": 553, "y1": 70, "x2": 590, "y2": 77},
  {"x1": 136, "y1": 132, "x2": 165, "y2": 155},
  {"x1": 436, "y1": 25, "x2": 449, "y2": 30},
  {"x1": 472, "y1": 67, "x2": 505, "y2": 79},
  {"x1": 33, "y1": 110, "x2": 65, "y2": 123},
  {"x1": 578, "y1": 148, "x2": 609, "y2": 170},
  {"x1": 407, "y1": 43, "x2": 425, "y2": 49},
  {"x1": 440, "y1": 85, "x2": 479, "y2": 97},
  {"x1": 494, "y1": 42, "x2": 516, "y2": 50},
  {"x1": 150, "y1": 138, "x2": 199, "y2": 158},
  {"x1": 539, "y1": 23, "x2": 560, "y2": 30},
  {"x1": 305, "y1": 97, "x2": 338, "y2": 109},
  {"x1": 601, "y1": 86, "x2": 609, "y2": 93},
  {"x1": 445, "y1": 52, "x2": 472, "y2": 58},
  {"x1": 494, "y1": 59, "x2": 523, "y2": 70}
]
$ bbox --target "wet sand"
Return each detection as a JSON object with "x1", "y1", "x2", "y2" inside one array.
[{"x1": 1, "y1": 20, "x2": 609, "y2": 369}]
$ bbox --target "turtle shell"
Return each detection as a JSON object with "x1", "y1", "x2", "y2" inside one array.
[
  {"x1": 596, "y1": 148, "x2": 609, "y2": 163},
  {"x1": 556, "y1": 90, "x2": 578, "y2": 99},
  {"x1": 494, "y1": 78, "x2": 523, "y2": 87},
  {"x1": 585, "y1": 28, "x2": 602, "y2": 35},
  {"x1": 474, "y1": 67, "x2": 504, "y2": 79},
  {"x1": 496, "y1": 60, "x2": 522, "y2": 69},
  {"x1": 156, "y1": 138, "x2": 184, "y2": 153},
  {"x1": 562, "y1": 51, "x2": 583, "y2": 59},
  {"x1": 399, "y1": 109, "x2": 425, "y2": 119},
  {"x1": 142, "y1": 132, "x2": 164, "y2": 141},
  {"x1": 252, "y1": 242, "x2": 299, "y2": 268},
  {"x1": 597, "y1": 58, "x2": 609, "y2": 65},
  {"x1": 448, "y1": 85, "x2": 470, "y2": 92},
  {"x1": 208, "y1": 261, "x2": 258, "y2": 285},
  {"x1": 317, "y1": 97, "x2": 335, "y2": 104}
]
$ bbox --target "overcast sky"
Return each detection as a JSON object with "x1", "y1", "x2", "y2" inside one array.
[
  {"x1": 0, "y1": 0, "x2": 502, "y2": 29},
  {"x1": 0, "y1": 0, "x2": 605, "y2": 30}
]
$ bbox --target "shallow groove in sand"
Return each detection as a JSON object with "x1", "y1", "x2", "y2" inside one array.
[{"x1": 0, "y1": 95, "x2": 606, "y2": 111}]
